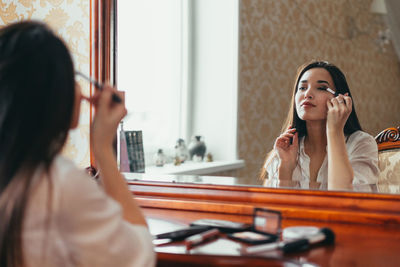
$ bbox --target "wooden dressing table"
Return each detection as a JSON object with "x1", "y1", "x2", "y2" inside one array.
[
  {"x1": 127, "y1": 176, "x2": 400, "y2": 267},
  {"x1": 145, "y1": 209, "x2": 400, "y2": 267}
]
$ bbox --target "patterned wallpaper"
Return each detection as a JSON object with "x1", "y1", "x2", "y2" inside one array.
[
  {"x1": 235, "y1": 0, "x2": 400, "y2": 185},
  {"x1": 0, "y1": 0, "x2": 90, "y2": 167}
]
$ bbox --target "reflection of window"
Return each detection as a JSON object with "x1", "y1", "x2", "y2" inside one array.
[
  {"x1": 118, "y1": 0, "x2": 239, "y2": 166},
  {"x1": 118, "y1": 0, "x2": 186, "y2": 163}
]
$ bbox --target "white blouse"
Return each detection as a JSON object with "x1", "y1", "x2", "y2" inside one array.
[
  {"x1": 23, "y1": 156, "x2": 155, "y2": 267},
  {"x1": 265, "y1": 130, "x2": 379, "y2": 191}
]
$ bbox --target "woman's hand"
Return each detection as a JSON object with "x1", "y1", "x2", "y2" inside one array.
[
  {"x1": 326, "y1": 93, "x2": 352, "y2": 134},
  {"x1": 87, "y1": 86, "x2": 148, "y2": 226},
  {"x1": 326, "y1": 93, "x2": 354, "y2": 190},
  {"x1": 90, "y1": 85, "x2": 127, "y2": 155},
  {"x1": 274, "y1": 126, "x2": 298, "y2": 171}
]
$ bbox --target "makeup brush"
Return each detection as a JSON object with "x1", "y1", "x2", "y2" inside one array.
[
  {"x1": 75, "y1": 71, "x2": 122, "y2": 103},
  {"x1": 326, "y1": 88, "x2": 336, "y2": 95}
]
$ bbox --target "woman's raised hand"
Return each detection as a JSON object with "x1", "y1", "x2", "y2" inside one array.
[
  {"x1": 87, "y1": 85, "x2": 148, "y2": 226},
  {"x1": 274, "y1": 126, "x2": 298, "y2": 170},
  {"x1": 326, "y1": 93, "x2": 352, "y2": 133},
  {"x1": 90, "y1": 84, "x2": 127, "y2": 155}
]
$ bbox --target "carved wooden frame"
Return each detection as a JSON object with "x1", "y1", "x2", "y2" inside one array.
[
  {"x1": 90, "y1": 0, "x2": 116, "y2": 166},
  {"x1": 375, "y1": 126, "x2": 400, "y2": 151}
]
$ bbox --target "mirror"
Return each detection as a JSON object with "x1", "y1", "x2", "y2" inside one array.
[{"x1": 116, "y1": 0, "x2": 400, "y2": 193}]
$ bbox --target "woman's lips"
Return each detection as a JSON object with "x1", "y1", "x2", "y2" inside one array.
[{"x1": 301, "y1": 101, "x2": 316, "y2": 107}]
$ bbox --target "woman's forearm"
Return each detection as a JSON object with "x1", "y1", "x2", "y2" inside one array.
[
  {"x1": 327, "y1": 130, "x2": 354, "y2": 190},
  {"x1": 95, "y1": 146, "x2": 147, "y2": 226},
  {"x1": 277, "y1": 163, "x2": 295, "y2": 180}
]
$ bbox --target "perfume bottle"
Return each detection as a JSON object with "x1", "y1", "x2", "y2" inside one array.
[
  {"x1": 175, "y1": 138, "x2": 190, "y2": 163},
  {"x1": 154, "y1": 149, "x2": 166, "y2": 167}
]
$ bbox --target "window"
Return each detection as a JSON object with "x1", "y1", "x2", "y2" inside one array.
[{"x1": 117, "y1": 0, "x2": 239, "y2": 167}]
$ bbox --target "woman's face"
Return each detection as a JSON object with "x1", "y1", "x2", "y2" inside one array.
[
  {"x1": 295, "y1": 68, "x2": 336, "y2": 122},
  {"x1": 70, "y1": 82, "x2": 82, "y2": 129}
]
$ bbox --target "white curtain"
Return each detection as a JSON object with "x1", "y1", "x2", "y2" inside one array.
[{"x1": 385, "y1": 0, "x2": 400, "y2": 61}]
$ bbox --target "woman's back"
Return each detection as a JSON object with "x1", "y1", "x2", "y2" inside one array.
[{"x1": 23, "y1": 156, "x2": 155, "y2": 267}]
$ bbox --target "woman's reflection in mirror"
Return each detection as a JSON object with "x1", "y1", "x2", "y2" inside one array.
[{"x1": 260, "y1": 60, "x2": 379, "y2": 191}]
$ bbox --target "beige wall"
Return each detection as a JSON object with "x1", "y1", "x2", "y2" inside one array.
[
  {"x1": 236, "y1": 0, "x2": 400, "y2": 184},
  {"x1": 0, "y1": 0, "x2": 90, "y2": 167}
]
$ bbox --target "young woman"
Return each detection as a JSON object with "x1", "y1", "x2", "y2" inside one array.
[
  {"x1": 0, "y1": 21, "x2": 155, "y2": 266},
  {"x1": 260, "y1": 61, "x2": 379, "y2": 191}
]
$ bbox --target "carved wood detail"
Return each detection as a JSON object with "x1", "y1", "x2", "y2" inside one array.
[{"x1": 375, "y1": 126, "x2": 400, "y2": 151}]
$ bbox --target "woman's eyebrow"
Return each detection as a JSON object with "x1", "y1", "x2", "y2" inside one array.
[{"x1": 317, "y1": 80, "x2": 330, "y2": 85}]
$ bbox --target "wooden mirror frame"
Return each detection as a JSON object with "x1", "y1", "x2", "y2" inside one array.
[
  {"x1": 90, "y1": 0, "x2": 116, "y2": 167},
  {"x1": 92, "y1": 0, "x2": 400, "y2": 227},
  {"x1": 128, "y1": 181, "x2": 400, "y2": 226}
]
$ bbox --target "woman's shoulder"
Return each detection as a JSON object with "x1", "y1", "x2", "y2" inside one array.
[
  {"x1": 53, "y1": 155, "x2": 85, "y2": 173},
  {"x1": 51, "y1": 155, "x2": 88, "y2": 181},
  {"x1": 53, "y1": 155, "x2": 78, "y2": 168},
  {"x1": 346, "y1": 130, "x2": 378, "y2": 154},
  {"x1": 49, "y1": 156, "x2": 111, "y2": 215},
  {"x1": 347, "y1": 130, "x2": 376, "y2": 143}
]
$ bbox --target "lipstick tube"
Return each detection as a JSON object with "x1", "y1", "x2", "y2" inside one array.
[{"x1": 184, "y1": 228, "x2": 220, "y2": 249}]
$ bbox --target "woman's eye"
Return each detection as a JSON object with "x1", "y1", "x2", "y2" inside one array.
[
  {"x1": 298, "y1": 87, "x2": 306, "y2": 91},
  {"x1": 318, "y1": 87, "x2": 327, "y2": 91}
]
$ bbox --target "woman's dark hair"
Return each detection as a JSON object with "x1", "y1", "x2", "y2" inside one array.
[
  {"x1": 0, "y1": 21, "x2": 75, "y2": 266},
  {"x1": 260, "y1": 60, "x2": 362, "y2": 180}
]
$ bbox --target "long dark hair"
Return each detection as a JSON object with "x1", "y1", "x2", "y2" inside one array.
[
  {"x1": 260, "y1": 60, "x2": 362, "y2": 179},
  {"x1": 0, "y1": 21, "x2": 75, "y2": 266}
]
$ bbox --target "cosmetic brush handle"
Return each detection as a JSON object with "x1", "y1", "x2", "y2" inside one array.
[{"x1": 76, "y1": 71, "x2": 122, "y2": 103}]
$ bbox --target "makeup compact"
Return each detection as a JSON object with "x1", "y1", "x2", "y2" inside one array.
[
  {"x1": 227, "y1": 208, "x2": 282, "y2": 244},
  {"x1": 189, "y1": 208, "x2": 281, "y2": 244}
]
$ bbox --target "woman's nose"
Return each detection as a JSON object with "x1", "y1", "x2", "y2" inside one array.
[{"x1": 304, "y1": 87, "x2": 313, "y2": 99}]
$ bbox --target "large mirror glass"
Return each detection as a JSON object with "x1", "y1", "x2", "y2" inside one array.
[{"x1": 116, "y1": 0, "x2": 400, "y2": 193}]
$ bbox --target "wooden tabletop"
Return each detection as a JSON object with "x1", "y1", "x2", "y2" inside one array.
[{"x1": 144, "y1": 208, "x2": 400, "y2": 267}]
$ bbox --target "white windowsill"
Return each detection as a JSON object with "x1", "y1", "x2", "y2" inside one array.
[{"x1": 138, "y1": 159, "x2": 245, "y2": 175}]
